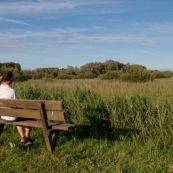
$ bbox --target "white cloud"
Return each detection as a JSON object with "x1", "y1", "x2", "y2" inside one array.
[
  {"x1": 0, "y1": 1, "x2": 78, "y2": 14},
  {"x1": 0, "y1": 0, "x2": 129, "y2": 15},
  {"x1": 0, "y1": 17, "x2": 34, "y2": 27},
  {"x1": 0, "y1": 26, "x2": 153, "y2": 55},
  {"x1": 0, "y1": 27, "x2": 152, "y2": 43},
  {"x1": 74, "y1": 35, "x2": 151, "y2": 44},
  {"x1": 127, "y1": 22, "x2": 173, "y2": 44}
]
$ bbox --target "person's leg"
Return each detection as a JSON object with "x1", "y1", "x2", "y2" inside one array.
[
  {"x1": 16, "y1": 126, "x2": 25, "y2": 138},
  {"x1": 25, "y1": 127, "x2": 31, "y2": 138},
  {"x1": 0, "y1": 124, "x2": 4, "y2": 135},
  {"x1": 16, "y1": 126, "x2": 33, "y2": 145}
]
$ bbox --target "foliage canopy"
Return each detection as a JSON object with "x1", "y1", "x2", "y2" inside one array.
[{"x1": 0, "y1": 60, "x2": 172, "y2": 82}]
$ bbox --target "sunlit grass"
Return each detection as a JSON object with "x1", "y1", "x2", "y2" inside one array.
[
  {"x1": 1, "y1": 78, "x2": 173, "y2": 172},
  {"x1": 15, "y1": 78, "x2": 173, "y2": 97}
]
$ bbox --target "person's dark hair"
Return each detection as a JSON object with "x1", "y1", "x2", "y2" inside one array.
[{"x1": 1, "y1": 71, "x2": 13, "y2": 82}]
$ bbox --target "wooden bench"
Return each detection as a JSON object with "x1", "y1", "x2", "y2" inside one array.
[{"x1": 0, "y1": 99, "x2": 77, "y2": 153}]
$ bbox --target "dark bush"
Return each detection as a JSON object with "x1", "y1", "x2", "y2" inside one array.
[{"x1": 99, "y1": 71, "x2": 122, "y2": 80}]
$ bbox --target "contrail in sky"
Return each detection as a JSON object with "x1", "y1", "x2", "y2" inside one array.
[{"x1": 0, "y1": 17, "x2": 33, "y2": 27}]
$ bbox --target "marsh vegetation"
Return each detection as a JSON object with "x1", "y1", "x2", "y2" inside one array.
[{"x1": 1, "y1": 78, "x2": 173, "y2": 172}]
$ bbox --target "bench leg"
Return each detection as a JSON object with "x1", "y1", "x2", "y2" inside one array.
[
  {"x1": 43, "y1": 131, "x2": 52, "y2": 153},
  {"x1": 0, "y1": 124, "x2": 4, "y2": 135},
  {"x1": 43, "y1": 131, "x2": 60, "y2": 153},
  {"x1": 50, "y1": 131, "x2": 60, "y2": 152}
]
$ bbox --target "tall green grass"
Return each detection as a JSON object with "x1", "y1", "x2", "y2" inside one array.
[
  {"x1": 15, "y1": 79, "x2": 173, "y2": 136},
  {"x1": 1, "y1": 78, "x2": 173, "y2": 172}
]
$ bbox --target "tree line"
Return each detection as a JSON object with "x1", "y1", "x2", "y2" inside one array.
[{"x1": 0, "y1": 60, "x2": 173, "y2": 82}]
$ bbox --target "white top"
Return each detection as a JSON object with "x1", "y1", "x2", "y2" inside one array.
[{"x1": 0, "y1": 84, "x2": 17, "y2": 121}]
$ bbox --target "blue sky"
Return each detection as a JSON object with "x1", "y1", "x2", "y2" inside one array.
[{"x1": 0, "y1": 0, "x2": 172, "y2": 70}]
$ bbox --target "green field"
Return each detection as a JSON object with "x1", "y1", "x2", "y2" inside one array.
[{"x1": 1, "y1": 78, "x2": 173, "y2": 173}]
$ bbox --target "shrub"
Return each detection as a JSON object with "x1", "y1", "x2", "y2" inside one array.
[
  {"x1": 151, "y1": 70, "x2": 173, "y2": 79},
  {"x1": 120, "y1": 64, "x2": 152, "y2": 82},
  {"x1": 76, "y1": 72, "x2": 95, "y2": 79},
  {"x1": 99, "y1": 71, "x2": 122, "y2": 80},
  {"x1": 57, "y1": 74, "x2": 75, "y2": 79}
]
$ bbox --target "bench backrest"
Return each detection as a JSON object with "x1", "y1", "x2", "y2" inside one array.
[{"x1": 0, "y1": 99, "x2": 65, "y2": 122}]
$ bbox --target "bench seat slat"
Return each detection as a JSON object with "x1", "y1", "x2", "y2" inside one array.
[
  {"x1": 0, "y1": 99, "x2": 42, "y2": 109},
  {"x1": 0, "y1": 119, "x2": 77, "y2": 131},
  {"x1": 46, "y1": 111, "x2": 65, "y2": 121},
  {"x1": 42, "y1": 100, "x2": 63, "y2": 110},
  {"x1": 51, "y1": 123, "x2": 77, "y2": 131},
  {"x1": 0, "y1": 119, "x2": 43, "y2": 128},
  {"x1": 0, "y1": 119, "x2": 59, "y2": 128},
  {"x1": 0, "y1": 108, "x2": 41, "y2": 119},
  {"x1": 0, "y1": 99, "x2": 64, "y2": 111},
  {"x1": 0, "y1": 108, "x2": 65, "y2": 121}
]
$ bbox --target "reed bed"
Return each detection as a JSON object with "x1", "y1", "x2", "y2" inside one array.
[
  {"x1": 14, "y1": 78, "x2": 173, "y2": 130},
  {"x1": 15, "y1": 78, "x2": 173, "y2": 97}
]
